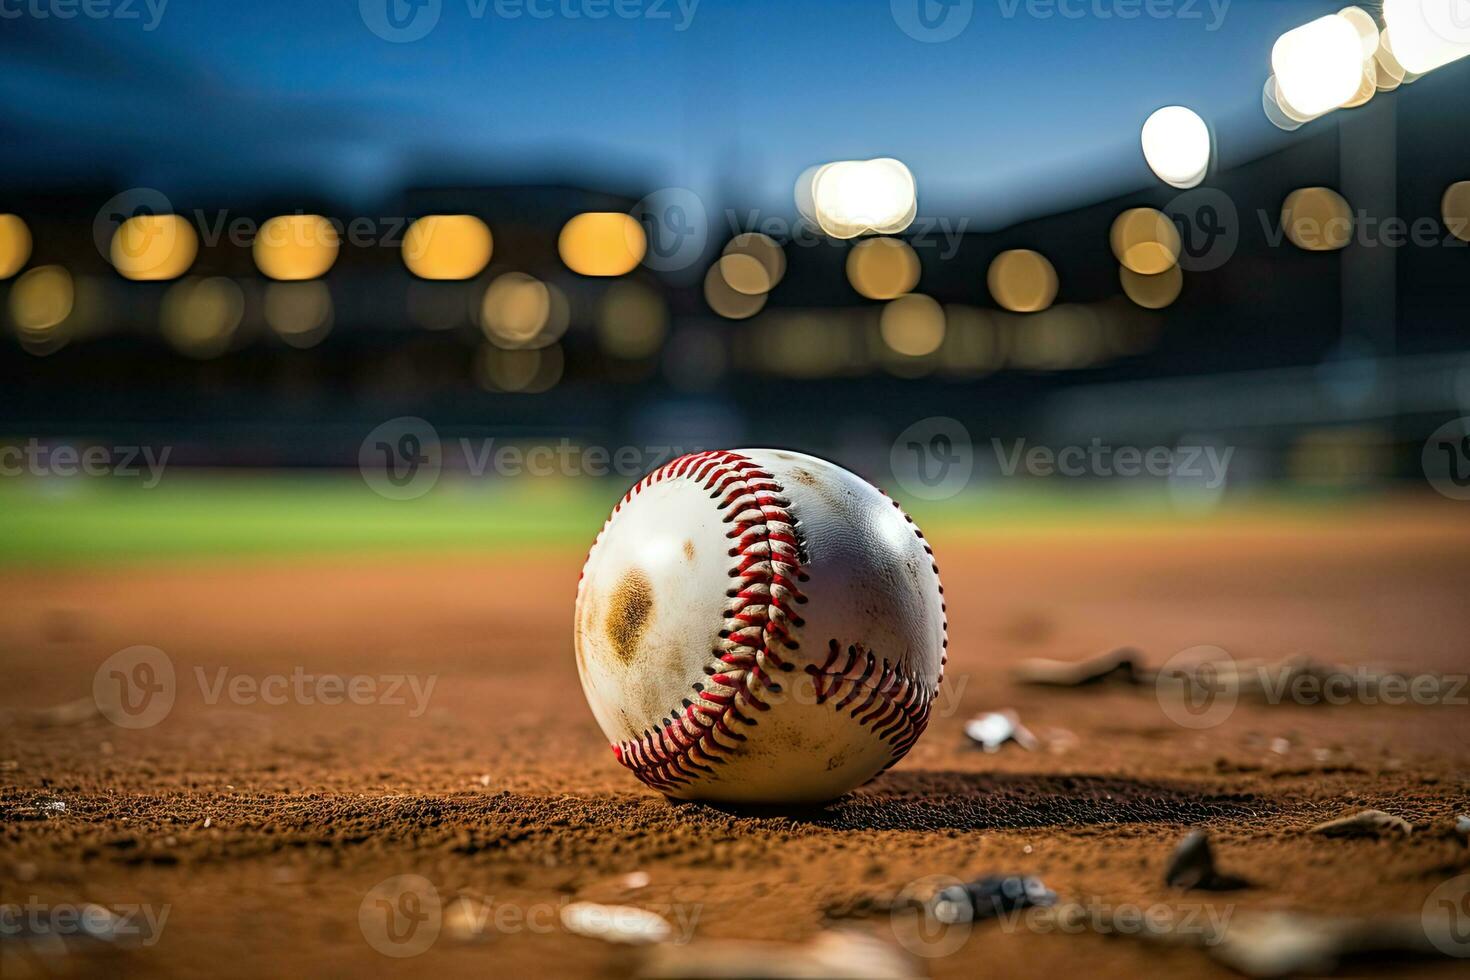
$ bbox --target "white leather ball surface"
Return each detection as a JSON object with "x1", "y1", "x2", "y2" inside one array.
[{"x1": 574, "y1": 449, "x2": 947, "y2": 804}]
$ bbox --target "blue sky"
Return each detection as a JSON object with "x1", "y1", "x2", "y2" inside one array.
[{"x1": 1, "y1": 0, "x2": 1344, "y2": 226}]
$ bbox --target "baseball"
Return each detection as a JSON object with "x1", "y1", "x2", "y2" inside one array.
[{"x1": 574, "y1": 449, "x2": 947, "y2": 804}]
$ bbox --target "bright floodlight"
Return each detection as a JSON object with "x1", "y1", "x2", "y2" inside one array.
[
  {"x1": 1140, "y1": 106, "x2": 1210, "y2": 190},
  {"x1": 803, "y1": 158, "x2": 917, "y2": 239},
  {"x1": 1383, "y1": 0, "x2": 1470, "y2": 74},
  {"x1": 1272, "y1": 14, "x2": 1365, "y2": 118}
]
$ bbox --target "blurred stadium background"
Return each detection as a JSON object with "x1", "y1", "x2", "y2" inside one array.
[{"x1": 2, "y1": 0, "x2": 1469, "y2": 563}]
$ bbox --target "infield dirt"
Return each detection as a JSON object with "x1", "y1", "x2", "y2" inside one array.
[{"x1": 3, "y1": 499, "x2": 1469, "y2": 978}]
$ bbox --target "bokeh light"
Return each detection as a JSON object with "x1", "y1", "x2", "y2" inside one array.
[
  {"x1": 558, "y1": 212, "x2": 646, "y2": 276},
  {"x1": 987, "y1": 249, "x2": 1058, "y2": 313},
  {"x1": 704, "y1": 263, "x2": 766, "y2": 319},
  {"x1": 717, "y1": 254, "x2": 772, "y2": 296},
  {"x1": 161, "y1": 277, "x2": 245, "y2": 358},
  {"x1": 0, "y1": 214, "x2": 33, "y2": 279},
  {"x1": 722, "y1": 233, "x2": 785, "y2": 294},
  {"x1": 254, "y1": 215, "x2": 339, "y2": 280},
  {"x1": 477, "y1": 343, "x2": 564, "y2": 393},
  {"x1": 1282, "y1": 187, "x2": 1354, "y2": 251},
  {"x1": 10, "y1": 264, "x2": 74, "y2": 357},
  {"x1": 265, "y1": 280, "x2": 333, "y2": 348},
  {"x1": 111, "y1": 215, "x2": 198, "y2": 281},
  {"x1": 597, "y1": 280, "x2": 668, "y2": 359},
  {"x1": 1271, "y1": 14, "x2": 1366, "y2": 118},
  {"x1": 880, "y1": 294, "x2": 945, "y2": 357},
  {"x1": 800, "y1": 158, "x2": 917, "y2": 239},
  {"x1": 847, "y1": 237, "x2": 920, "y2": 300},
  {"x1": 1140, "y1": 106, "x2": 1210, "y2": 189},
  {"x1": 1120, "y1": 263, "x2": 1183, "y2": 309},
  {"x1": 1442, "y1": 181, "x2": 1470, "y2": 242},
  {"x1": 10, "y1": 265, "x2": 74, "y2": 333},
  {"x1": 402, "y1": 215, "x2": 493, "y2": 280},
  {"x1": 1110, "y1": 208, "x2": 1181, "y2": 275},
  {"x1": 480, "y1": 272, "x2": 568, "y2": 348}
]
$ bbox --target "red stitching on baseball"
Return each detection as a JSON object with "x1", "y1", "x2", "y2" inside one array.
[{"x1": 590, "y1": 451, "x2": 944, "y2": 794}]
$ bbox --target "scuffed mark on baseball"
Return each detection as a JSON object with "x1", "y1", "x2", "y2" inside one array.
[
  {"x1": 683, "y1": 540, "x2": 695, "y2": 561},
  {"x1": 605, "y1": 568, "x2": 653, "y2": 665}
]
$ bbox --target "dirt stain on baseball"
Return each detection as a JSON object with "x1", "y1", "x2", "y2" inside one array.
[
  {"x1": 683, "y1": 540, "x2": 695, "y2": 561},
  {"x1": 605, "y1": 568, "x2": 653, "y2": 665}
]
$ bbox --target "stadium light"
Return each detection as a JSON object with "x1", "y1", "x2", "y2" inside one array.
[
  {"x1": 1139, "y1": 106, "x2": 1210, "y2": 189},
  {"x1": 798, "y1": 158, "x2": 917, "y2": 239},
  {"x1": 1272, "y1": 14, "x2": 1367, "y2": 118},
  {"x1": 1382, "y1": 0, "x2": 1470, "y2": 74}
]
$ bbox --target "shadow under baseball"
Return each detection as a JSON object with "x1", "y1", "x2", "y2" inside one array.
[{"x1": 688, "y1": 771, "x2": 1274, "y2": 831}]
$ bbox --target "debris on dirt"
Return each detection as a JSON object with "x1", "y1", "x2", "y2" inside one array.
[
  {"x1": 964, "y1": 710, "x2": 1039, "y2": 752},
  {"x1": 1164, "y1": 831, "x2": 1249, "y2": 890},
  {"x1": 561, "y1": 902, "x2": 673, "y2": 945},
  {"x1": 932, "y1": 875, "x2": 1056, "y2": 924},
  {"x1": 3, "y1": 796, "x2": 68, "y2": 821},
  {"x1": 1050, "y1": 903, "x2": 1457, "y2": 978},
  {"x1": 1012, "y1": 647, "x2": 1147, "y2": 687},
  {"x1": 1207, "y1": 911, "x2": 1452, "y2": 978},
  {"x1": 617, "y1": 871, "x2": 651, "y2": 890},
  {"x1": 1456, "y1": 815, "x2": 1470, "y2": 836},
  {"x1": 1309, "y1": 809, "x2": 1413, "y2": 838},
  {"x1": 638, "y1": 929, "x2": 916, "y2": 980}
]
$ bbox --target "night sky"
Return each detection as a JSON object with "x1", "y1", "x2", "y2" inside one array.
[{"x1": 3, "y1": 0, "x2": 1344, "y2": 225}]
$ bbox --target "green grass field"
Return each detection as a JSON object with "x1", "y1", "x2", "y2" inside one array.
[{"x1": 0, "y1": 470, "x2": 1369, "y2": 566}]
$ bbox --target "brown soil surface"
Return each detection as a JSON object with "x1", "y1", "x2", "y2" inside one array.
[{"x1": 3, "y1": 499, "x2": 1470, "y2": 978}]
